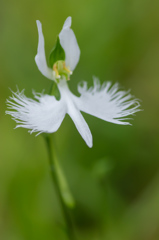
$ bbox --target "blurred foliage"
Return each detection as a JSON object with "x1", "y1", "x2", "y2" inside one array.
[{"x1": 0, "y1": 0, "x2": 159, "y2": 239}]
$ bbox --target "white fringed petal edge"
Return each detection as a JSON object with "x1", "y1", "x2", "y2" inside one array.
[
  {"x1": 6, "y1": 83, "x2": 93, "y2": 148},
  {"x1": 74, "y1": 77, "x2": 141, "y2": 125},
  {"x1": 6, "y1": 78, "x2": 140, "y2": 148}
]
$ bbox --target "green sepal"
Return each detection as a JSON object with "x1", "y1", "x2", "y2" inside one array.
[{"x1": 49, "y1": 36, "x2": 65, "y2": 68}]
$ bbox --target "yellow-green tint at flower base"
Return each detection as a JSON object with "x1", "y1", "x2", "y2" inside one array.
[{"x1": 53, "y1": 60, "x2": 72, "y2": 82}]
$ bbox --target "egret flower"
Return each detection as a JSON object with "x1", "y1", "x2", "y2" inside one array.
[{"x1": 6, "y1": 17, "x2": 140, "y2": 148}]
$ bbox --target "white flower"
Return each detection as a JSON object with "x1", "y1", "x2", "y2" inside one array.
[{"x1": 6, "y1": 17, "x2": 140, "y2": 148}]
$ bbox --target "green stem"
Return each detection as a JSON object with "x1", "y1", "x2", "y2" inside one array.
[
  {"x1": 44, "y1": 134, "x2": 75, "y2": 240},
  {"x1": 48, "y1": 82, "x2": 55, "y2": 95}
]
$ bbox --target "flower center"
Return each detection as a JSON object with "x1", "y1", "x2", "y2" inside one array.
[{"x1": 53, "y1": 60, "x2": 72, "y2": 82}]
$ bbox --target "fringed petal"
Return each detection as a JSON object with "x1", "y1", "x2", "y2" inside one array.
[
  {"x1": 75, "y1": 77, "x2": 141, "y2": 125},
  {"x1": 6, "y1": 90, "x2": 66, "y2": 134}
]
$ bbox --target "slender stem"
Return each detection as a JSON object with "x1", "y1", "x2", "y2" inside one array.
[{"x1": 44, "y1": 134, "x2": 75, "y2": 240}]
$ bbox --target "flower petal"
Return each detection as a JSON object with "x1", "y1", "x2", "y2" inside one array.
[
  {"x1": 59, "y1": 17, "x2": 80, "y2": 71},
  {"x1": 6, "y1": 90, "x2": 66, "y2": 134},
  {"x1": 35, "y1": 20, "x2": 54, "y2": 80},
  {"x1": 67, "y1": 103, "x2": 93, "y2": 148},
  {"x1": 58, "y1": 79, "x2": 92, "y2": 148},
  {"x1": 74, "y1": 77, "x2": 141, "y2": 125}
]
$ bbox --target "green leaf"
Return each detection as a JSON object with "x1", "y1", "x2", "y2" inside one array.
[{"x1": 49, "y1": 36, "x2": 65, "y2": 68}]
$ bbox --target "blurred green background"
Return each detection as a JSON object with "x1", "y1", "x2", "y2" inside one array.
[{"x1": 1, "y1": 0, "x2": 159, "y2": 239}]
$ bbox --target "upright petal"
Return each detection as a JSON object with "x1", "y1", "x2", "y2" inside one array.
[
  {"x1": 59, "y1": 17, "x2": 80, "y2": 71},
  {"x1": 6, "y1": 90, "x2": 66, "y2": 134},
  {"x1": 35, "y1": 20, "x2": 54, "y2": 80},
  {"x1": 74, "y1": 78, "x2": 141, "y2": 125}
]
